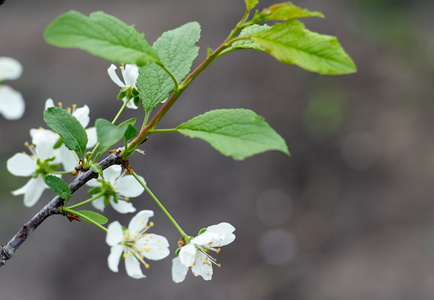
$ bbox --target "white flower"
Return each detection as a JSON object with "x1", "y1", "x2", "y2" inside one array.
[
  {"x1": 106, "y1": 210, "x2": 170, "y2": 279},
  {"x1": 86, "y1": 165, "x2": 145, "y2": 214},
  {"x1": 0, "y1": 57, "x2": 25, "y2": 120},
  {"x1": 44, "y1": 98, "x2": 97, "y2": 171},
  {"x1": 7, "y1": 130, "x2": 61, "y2": 207},
  {"x1": 172, "y1": 222, "x2": 236, "y2": 283},
  {"x1": 107, "y1": 64, "x2": 140, "y2": 109}
]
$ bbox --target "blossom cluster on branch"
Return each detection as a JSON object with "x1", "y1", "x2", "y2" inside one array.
[{"x1": 0, "y1": 0, "x2": 356, "y2": 283}]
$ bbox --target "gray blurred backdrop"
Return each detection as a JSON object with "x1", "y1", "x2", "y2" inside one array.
[{"x1": 1, "y1": 0, "x2": 434, "y2": 299}]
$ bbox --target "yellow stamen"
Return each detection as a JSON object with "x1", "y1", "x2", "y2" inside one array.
[
  {"x1": 216, "y1": 248, "x2": 221, "y2": 254},
  {"x1": 57, "y1": 102, "x2": 62, "y2": 107},
  {"x1": 145, "y1": 264, "x2": 150, "y2": 269}
]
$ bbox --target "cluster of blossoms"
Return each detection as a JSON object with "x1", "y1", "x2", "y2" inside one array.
[
  {"x1": 6, "y1": 62, "x2": 236, "y2": 282},
  {"x1": 106, "y1": 210, "x2": 236, "y2": 281},
  {"x1": 7, "y1": 99, "x2": 97, "y2": 206},
  {"x1": 0, "y1": 57, "x2": 25, "y2": 120}
]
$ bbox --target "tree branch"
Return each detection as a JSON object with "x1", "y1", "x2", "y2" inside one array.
[{"x1": 0, "y1": 150, "x2": 124, "y2": 268}]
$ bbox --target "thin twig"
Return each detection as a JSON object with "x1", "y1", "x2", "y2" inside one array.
[{"x1": 0, "y1": 150, "x2": 124, "y2": 268}]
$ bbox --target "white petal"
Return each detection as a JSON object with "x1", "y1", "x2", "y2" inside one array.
[
  {"x1": 72, "y1": 105, "x2": 90, "y2": 128},
  {"x1": 22, "y1": 176, "x2": 47, "y2": 207},
  {"x1": 91, "y1": 196, "x2": 106, "y2": 212},
  {"x1": 172, "y1": 256, "x2": 189, "y2": 283},
  {"x1": 137, "y1": 234, "x2": 170, "y2": 260},
  {"x1": 11, "y1": 179, "x2": 32, "y2": 196},
  {"x1": 110, "y1": 198, "x2": 136, "y2": 214},
  {"x1": 44, "y1": 98, "x2": 55, "y2": 110},
  {"x1": 107, "y1": 64, "x2": 125, "y2": 88},
  {"x1": 107, "y1": 244, "x2": 124, "y2": 273},
  {"x1": 122, "y1": 64, "x2": 139, "y2": 87},
  {"x1": 0, "y1": 57, "x2": 22, "y2": 81},
  {"x1": 191, "y1": 231, "x2": 220, "y2": 246},
  {"x1": 85, "y1": 127, "x2": 97, "y2": 148},
  {"x1": 206, "y1": 222, "x2": 236, "y2": 247},
  {"x1": 0, "y1": 86, "x2": 25, "y2": 120},
  {"x1": 125, "y1": 255, "x2": 146, "y2": 279},
  {"x1": 7, "y1": 153, "x2": 36, "y2": 176},
  {"x1": 123, "y1": 97, "x2": 139, "y2": 109},
  {"x1": 191, "y1": 251, "x2": 213, "y2": 280},
  {"x1": 114, "y1": 175, "x2": 144, "y2": 197},
  {"x1": 106, "y1": 221, "x2": 124, "y2": 246},
  {"x1": 179, "y1": 243, "x2": 197, "y2": 267},
  {"x1": 103, "y1": 165, "x2": 122, "y2": 183},
  {"x1": 59, "y1": 145, "x2": 78, "y2": 171},
  {"x1": 30, "y1": 128, "x2": 59, "y2": 160},
  {"x1": 128, "y1": 210, "x2": 154, "y2": 233},
  {"x1": 86, "y1": 178, "x2": 101, "y2": 187}
]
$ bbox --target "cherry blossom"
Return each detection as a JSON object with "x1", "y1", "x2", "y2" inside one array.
[
  {"x1": 107, "y1": 64, "x2": 140, "y2": 109},
  {"x1": 7, "y1": 130, "x2": 61, "y2": 207},
  {"x1": 106, "y1": 210, "x2": 170, "y2": 279},
  {"x1": 172, "y1": 222, "x2": 235, "y2": 282},
  {"x1": 86, "y1": 165, "x2": 145, "y2": 214}
]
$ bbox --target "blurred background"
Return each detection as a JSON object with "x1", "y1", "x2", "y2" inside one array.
[{"x1": 1, "y1": 0, "x2": 434, "y2": 299}]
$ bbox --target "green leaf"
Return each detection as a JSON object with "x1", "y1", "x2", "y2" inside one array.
[
  {"x1": 251, "y1": 19, "x2": 357, "y2": 75},
  {"x1": 95, "y1": 118, "x2": 127, "y2": 153},
  {"x1": 44, "y1": 175, "x2": 71, "y2": 201},
  {"x1": 43, "y1": 107, "x2": 88, "y2": 156},
  {"x1": 252, "y1": 2, "x2": 324, "y2": 23},
  {"x1": 77, "y1": 210, "x2": 108, "y2": 225},
  {"x1": 90, "y1": 163, "x2": 103, "y2": 177},
  {"x1": 118, "y1": 117, "x2": 137, "y2": 128},
  {"x1": 231, "y1": 24, "x2": 272, "y2": 51},
  {"x1": 137, "y1": 22, "x2": 201, "y2": 112},
  {"x1": 176, "y1": 109, "x2": 289, "y2": 160},
  {"x1": 118, "y1": 118, "x2": 138, "y2": 142},
  {"x1": 245, "y1": 0, "x2": 259, "y2": 11},
  {"x1": 44, "y1": 11, "x2": 160, "y2": 66},
  {"x1": 123, "y1": 124, "x2": 138, "y2": 141}
]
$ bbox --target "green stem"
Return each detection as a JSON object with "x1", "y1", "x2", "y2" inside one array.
[
  {"x1": 148, "y1": 128, "x2": 177, "y2": 134},
  {"x1": 66, "y1": 193, "x2": 105, "y2": 210},
  {"x1": 62, "y1": 207, "x2": 107, "y2": 232},
  {"x1": 112, "y1": 97, "x2": 130, "y2": 124},
  {"x1": 131, "y1": 172, "x2": 187, "y2": 239},
  {"x1": 50, "y1": 170, "x2": 73, "y2": 175}
]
